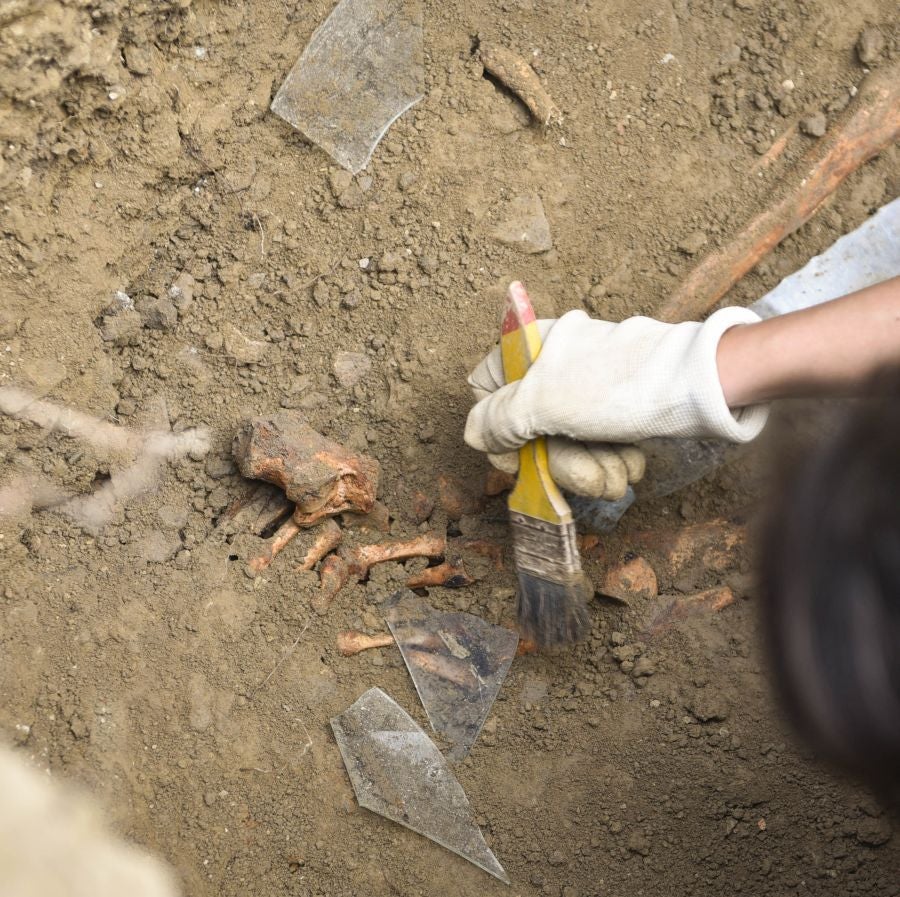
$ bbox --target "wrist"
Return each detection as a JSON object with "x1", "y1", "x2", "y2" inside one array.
[
  {"x1": 687, "y1": 308, "x2": 770, "y2": 442},
  {"x1": 717, "y1": 322, "x2": 763, "y2": 407}
]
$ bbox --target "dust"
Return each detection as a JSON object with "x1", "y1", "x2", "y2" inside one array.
[
  {"x1": 0, "y1": 387, "x2": 210, "y2": 530},
  {"x1": 1, "y1": 0, "x2": 898, "y2": 895}
]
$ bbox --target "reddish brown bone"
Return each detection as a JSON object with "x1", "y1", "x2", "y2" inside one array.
[
  {"x1": 337, "y1": 631, "x2": 395, "y2": 656},
  {"x1": 295, "y1": 518, "x2": 343, "y2": 571},
  {"x1": 233, "y1": 412, "x2": 379, "y2": 526},
  {"x1": 337, "y1": 628, "x2": 539, "y2": 657},
  {"x1": 484, "y1": 468, "x2": 516, "y2": 497},
  {"x1": 658, "y1": 63, "x2": 900, "y2": 323},
  {"x1": 406, "y1": 559, "x2": 475, "y2": 589},
  {"x1": 248, "y1": 518, "x2": 302, "y2": 573},
  {"x1": 311, "y1": 555, "x2": 350, "y2": 614},
  {"x1": 437, "y1": 473, "x2": 484, "y2": 521},
  {"x1": 479, "y1": 42, "x2": 562, "y2": 127},
  {"x1": 634, "y1": 519, "x2": 747, "y2": 579},
  {"x1": 344, "y1": 532, "x2": 447, "y2": 578}
]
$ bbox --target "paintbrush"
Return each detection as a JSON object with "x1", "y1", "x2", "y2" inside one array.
[{"x1": 500, "y1": 281, "x2": 592, "y2": 646}]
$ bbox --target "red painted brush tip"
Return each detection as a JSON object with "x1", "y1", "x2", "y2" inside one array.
[{"x1": 501, "y1": 281, "x2": 536, "y2": 335}]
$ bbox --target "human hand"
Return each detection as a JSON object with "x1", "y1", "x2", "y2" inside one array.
[
  {"x1": 465, "y1": 308, "x2": 769, "y2": 496},
  {"x1": 467, "y1": 319, "x2": 645, "y2": 501}
]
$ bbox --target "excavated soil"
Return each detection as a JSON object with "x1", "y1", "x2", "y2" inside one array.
[{"x1": 1, "y1": 1, "x2": 898, "y2": 895}]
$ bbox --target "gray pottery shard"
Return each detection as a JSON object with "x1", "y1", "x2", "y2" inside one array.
[
  {"x1": 271, "y1": 0, "x2": 425, "y2": 173},
  {"x1": 331, "y1": 687, "x2": 509, "y2": 883}
]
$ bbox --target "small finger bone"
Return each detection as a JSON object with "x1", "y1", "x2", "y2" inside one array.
[
  {"x1": 406, "y1": 558, "x2": 475, "y2": 589},
  {"x1": 344, "y1": 532, "x2": 447, "y2": 579},
  {"x1": 479, "y1": 41, "x2": 562, "y2": 127},
  {"x1": 337, "y1": 630, "x2": 394, "y2": 656},
  {"x1": 248, "y1": 518, "x2": 302, "y2": 573},
  {"x1": 295, "y1": 518, "x2": 343, "y2": 571},
  {"x1": 311, "y1": 554, "x2": 350, "y2": 614}
]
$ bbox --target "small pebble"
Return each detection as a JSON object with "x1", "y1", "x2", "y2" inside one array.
[{"x1": 800, "y1": 111, "x2": 827, "y2": 138}]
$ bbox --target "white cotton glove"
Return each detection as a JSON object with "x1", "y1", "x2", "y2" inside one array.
[
  {"x1": 465, "y1": 308, "x2": 770, "y2": 489},
  {"x1": 467, "y1": 319, "x2": 646, "y2": 501}
]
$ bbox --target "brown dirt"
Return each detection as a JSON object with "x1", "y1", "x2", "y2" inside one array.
[{"x1": 1, "y1": 1, "x2": 898, "y2": 895}]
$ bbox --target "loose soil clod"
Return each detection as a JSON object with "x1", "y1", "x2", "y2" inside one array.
[{"x1": 457, "y1": 538, "x2": 505, "y2": 571}]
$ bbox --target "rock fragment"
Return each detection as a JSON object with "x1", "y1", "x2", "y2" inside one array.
[
  {"x1": 333, "y1": 351, "x2": 372, "y2": 388},
  {"x1": 800, "y1": 111, "x2": 827, "y2": 138},
  {"x1": 856, "y1": 27, "x2": 885, "y2": 66},
  {"x1": 140, "y1": 296, "x2": 178, "y2": 331},
  {"x1": 123, "y1": 44, "x2": 151, "y2": 75},
  {"x1": 222, "y1": 323, "x2": 268, "y2": 365},
  {"x1": 491, "y1": 193, "x2": 553, "y2": 254},
  {"x1": 168, "y1": 272, "x2": 196, "y2": 311}
]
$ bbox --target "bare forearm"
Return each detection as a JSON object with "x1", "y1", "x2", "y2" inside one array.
[{"x1": 717, "y1": 276, "x2": 900, "y2": 407}]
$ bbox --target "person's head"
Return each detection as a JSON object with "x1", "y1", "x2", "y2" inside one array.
[{"x1": 759, "y1": 370, "x2": 900, "y2": 800}]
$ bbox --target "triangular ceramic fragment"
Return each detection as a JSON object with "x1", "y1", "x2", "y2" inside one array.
[
  {"x1": 271, "y1": 0, "x2": 425, "y2": 173},
  {"x1": 331, "y1": 688, "x2": 510, "y2": 883},
  {"x1": 385, "y1": 590, "x2": 518, "y2": 761}
]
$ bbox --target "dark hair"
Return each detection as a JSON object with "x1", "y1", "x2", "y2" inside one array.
[{"x1": 759, "y1": 370, "x2": 900, "y2": 799}]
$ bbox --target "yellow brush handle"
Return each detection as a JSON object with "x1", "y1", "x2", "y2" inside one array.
[{"x1": 500, "y1": 282, "x2": 573, "y2": 525}]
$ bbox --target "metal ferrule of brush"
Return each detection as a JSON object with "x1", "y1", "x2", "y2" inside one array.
[{"x1": 509, "y1": 511, "x2": 583, "y2": 581}]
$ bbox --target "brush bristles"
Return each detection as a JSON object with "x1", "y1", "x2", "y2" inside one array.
[
  {"x1": 509, "y1": 511, "x2": 592, "y2": 646},
  {"x1": 515, "y1": 570, "x2": 592, "y2": 646}
]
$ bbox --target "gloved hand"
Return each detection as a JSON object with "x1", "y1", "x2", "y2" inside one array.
[{"x1": 465, "y1": 309, "x2": 770, "y2": 497}]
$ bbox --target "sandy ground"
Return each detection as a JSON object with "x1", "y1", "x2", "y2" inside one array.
[{"x1": 0, "y1": 1, "x2": 898, "y2": 894}]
